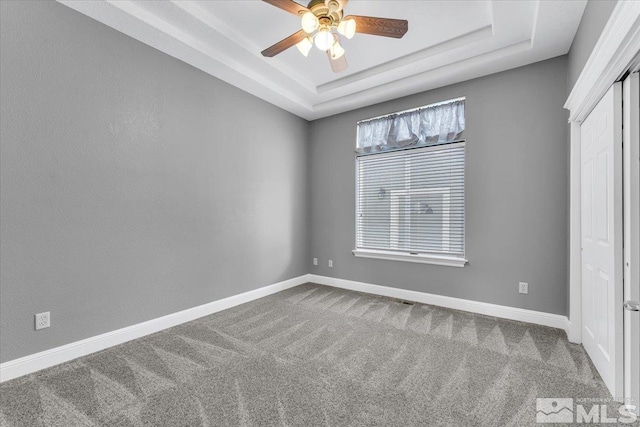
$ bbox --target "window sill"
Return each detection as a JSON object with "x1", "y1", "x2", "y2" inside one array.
[{"x1": 352, "y1": 249, "x2": 468, "y2": 267}]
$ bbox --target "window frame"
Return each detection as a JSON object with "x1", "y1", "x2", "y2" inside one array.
[{"x1": 353, "y1": 141, "x2": 467, "y2": 268}]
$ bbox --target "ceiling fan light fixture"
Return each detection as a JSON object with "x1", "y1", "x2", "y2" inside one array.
[
  {"x1": 329, "y1": 40, "x2": 345, "y2": 59},
  {"x1": 261, "y1": 0, "x2": 409, "y2": 73},
  {"x1": 325, "y1": 0, "x2": 347, "y2": 13},
  {"x1": 314, "y1": 28, "x2": 335, "y2": 51},
  {"x1": 296, "y1": 36, "x2": 313, "y2": 57},
  {"x1": 337, "y1": 18, "x2": 356, "y2": 39},
  {"x1": 300, "y1": 11, "x2": 319, "y2": 33}
]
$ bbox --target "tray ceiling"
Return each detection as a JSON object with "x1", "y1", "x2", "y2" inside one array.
[{"x1": 58, "y1": 0, "x2": 587, "y2": 120}]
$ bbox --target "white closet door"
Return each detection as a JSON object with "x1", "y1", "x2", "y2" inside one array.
[{"x1": 581, "y1": 83, "x2": 623, "y2": 398}]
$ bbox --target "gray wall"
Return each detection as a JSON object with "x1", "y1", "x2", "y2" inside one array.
[
  {"x1": 0, "y1": 1, "x2": 309, "y2": 362},
  {"x1": 567, "y1": 0, "x2": 618, "y2": 93},
  {"x1": 308, "y1": 56, "x2": 569, "y2": 315}
]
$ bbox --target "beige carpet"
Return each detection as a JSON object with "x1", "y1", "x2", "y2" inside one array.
[{"x1": 0, "y1": 283, "x2": 632, "y2": 426}]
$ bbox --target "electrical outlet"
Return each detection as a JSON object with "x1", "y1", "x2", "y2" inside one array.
[
  {"x1": 313, "y1": 258, "x2": 318, "y2": 266},
  {"x1": 35, "y1": 312, "x2": 50, "y2": 330},
  {"x1": 519, "y1": 282, "x2": 528, "y2": 294},
  {"x1": 328, "y1": 259, "x2": 333, "y2": 268}
]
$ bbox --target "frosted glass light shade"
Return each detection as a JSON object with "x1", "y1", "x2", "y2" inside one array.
[
  {"x1": 314, "y1": 29, "x2": 334, "y2": 51},
  {"x1": 296, "y1": 37, "x2": 313, "y2": 57},
  {"x1": 301, "y1": 12, "x2": 319, "y2": 33},
  {"x1": 338, "y1": 18, "x2": 356, "y2": 39},
  {"x1": 329, "y1": 41, "x2": 345, "y2": 59}
]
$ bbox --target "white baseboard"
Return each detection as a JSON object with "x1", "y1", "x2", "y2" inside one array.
[
  {"x1": 1, "y1": 273, "x2": 571, "y2": 383},
  {"x1": 566, "y1": 321, "x2": 582, "y2": 344},
  {"x1": 308, "y1": 274, "x2": 570, "y2": 333},
  {"x1": 0, "y1": 275, "x2": 308, "y2": 383}
]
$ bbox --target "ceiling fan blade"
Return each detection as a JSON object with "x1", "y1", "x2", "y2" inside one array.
[
  {"x1": 261, "y1": 30, "x2": 308, "y2": 57},
  {"x1": 262, "y1": 0, "x2": 309, "y2": 16},
  {"x1": 344, "y1": 15, "x2": 408, "y2": 38},
  {"x1": 327, "y1": 50, "x2": 348, "y2": 73}
]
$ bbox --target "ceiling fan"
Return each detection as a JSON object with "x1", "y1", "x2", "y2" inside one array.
[{"x1": 260, "y1": 0, "x2": 408, "y2": 73}]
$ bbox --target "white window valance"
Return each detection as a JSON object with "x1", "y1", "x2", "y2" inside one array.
[{"x1": 356, "y1": 98, "x2": 465, "y2": 154}]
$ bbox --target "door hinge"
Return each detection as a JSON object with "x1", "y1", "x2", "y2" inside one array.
[{"x1": 624, "y1": 300, "x2": 640, "y2": 311}]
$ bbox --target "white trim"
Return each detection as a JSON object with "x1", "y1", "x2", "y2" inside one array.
[
  {"x1": 568, "y1": 121, "x2": 582, "y2": 344},
  {"x1": 0, "y1": 275, "x2": 308, "y2": 383},
  {"x1": 308, "y1": 274, "x2": 569, "y2": 332},
  {"x1": 565, "y1": 0, "x2": 640, "y2": 346},
  {"x1": 623, "y1": 72, "x2": 640, "y2": 417},
  {"x1": 564, "y1": 1, "x2": 640, "y2": 122},
  {"x1": 352, "y1": 249, "x2": 467, "y2": 268}
]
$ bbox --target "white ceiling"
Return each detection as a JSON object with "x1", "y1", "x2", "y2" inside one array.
[{"x1": 58, "y1": 0, "x2": 587, "y2": 120}]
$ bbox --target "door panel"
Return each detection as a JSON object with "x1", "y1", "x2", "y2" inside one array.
[
  {"x1": 596, "y1": 271, "x2": 609, "y2": 358},
  {"x1": 584, "y1": 161, "x2": 593, "y2": 239},
  {"x1": 596, "y1": 151, "x2": 610, "y2": 242},
  {"x1": 584, "y1": 263, "x2": 595, "y2": 339},
  {"x1": 581, "y1": 83, "x2": 623, "y2": 398}
]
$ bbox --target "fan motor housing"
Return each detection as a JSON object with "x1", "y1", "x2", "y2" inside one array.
[{"x1": 307, "y1": 0, "x2": 342, "y2": 25}]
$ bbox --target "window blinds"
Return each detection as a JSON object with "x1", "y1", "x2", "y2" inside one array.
[{"x1": 356, "y1": 142, "x2": 465, "y2": 257}]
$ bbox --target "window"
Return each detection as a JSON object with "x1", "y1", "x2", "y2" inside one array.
[{"x1": 353, "y1": 98, "x2": 467, "y2": 267}]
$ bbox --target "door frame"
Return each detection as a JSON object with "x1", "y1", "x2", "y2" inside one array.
[
  {"x1": 565, "y1": 0, "x2": 640, "y2": 344},
  {"x1": 622, "y1": 71, "x2": 639, "y2": 415}
]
